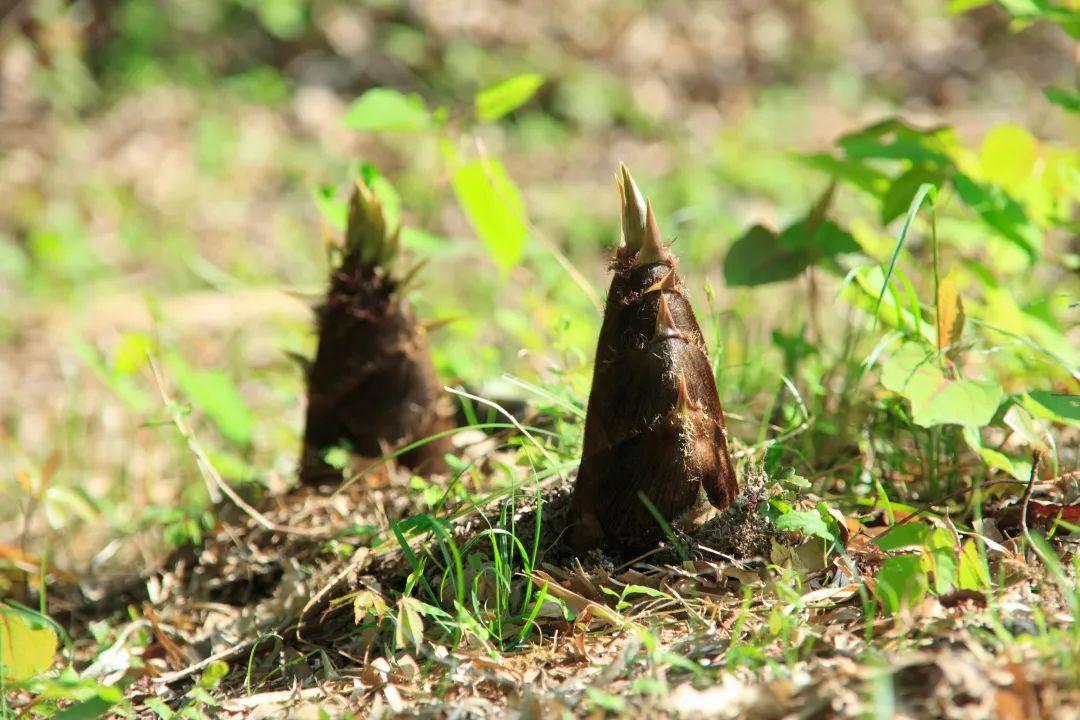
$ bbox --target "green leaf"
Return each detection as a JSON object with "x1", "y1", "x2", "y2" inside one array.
[
  {"x1": 724, "y1": 225, "x2": 802, "y2": 286},
  {"x1": 800, "y1": 153, "x2": 891, "y2": 196},
  {"x1": 837, "y1": 119, "x2": 952, "y2": 166},
  {"x1": 774, "y1": 510, "x2": 836, "y2": 542},
  {"x1": 724, "y1": 220, "x2": 858, "y2": 287},
  {"x1": 167, "y1": 355, "x2": 254, "y2": 446},
  {"x1": 881, "y1": 165, "x2": 944, "y2": 225},
  {"x1": 881, "y1": 342, "x2": 1003, "y2": 428},
  {"x1": 344, "y1": 88, "x2": 431, "y2": 132},
  {"x1": 925, "y1": 527, "x2": 958, "y2": 595},
  {"x1": 779, "y1": 218, "x2": 859, "y2": 255},
  {"x1": 621, "y1": 584, "x2": 669, "y2": 600},
  {"x1": 395, "y1": 597, "x2": 425, "y2": 652},
  {"x1": 874, "y1": 522, "x2": 929, "y2": 551},
  {"x1": 1026, "y1": 392, "x2": 1080, "y2": 428},
  {"x1": 451, "y1": 158, "x2": 528, "y2": 271},
  {"x1": 951, "y1": 173, "x2": 1041, "y2": 262},
  {"x1": 1044, "y1": 86, "x2": 1080, "y2": 113},
  {"x1": 957, "y1": 539, "x2": 990, "y2": 590},
  {"x1": 198, "y1": 660, "x2": 229, "y2": 689},
  {"x1": 874, "y1": 555, "x2": 928, "y2": 614},
  {"x1": 475, "y1": 73, "x2": 545, "y2": 121},
  {"x1": 52, "y1": 697, "x2": 118, "y2": 720},
  {"x1": 979, "y1": 124, "x2": 1038, "y2": 190}
]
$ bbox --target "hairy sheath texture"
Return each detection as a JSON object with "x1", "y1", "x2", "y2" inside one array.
[
  {"x1": 572, "y1": 166, "x2": 737, "y2": 550},
  {"x1": 300, "y1": 181, "x2": 450, "y2": 485}
]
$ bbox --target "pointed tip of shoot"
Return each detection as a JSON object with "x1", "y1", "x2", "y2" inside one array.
[
  {"x1": 618, "y1": 163, "x2": 648, "y2": 253},
  {"x1": 645, "y1": 268, "x2": 678, "y2": 295},
  {"x1": 654, "y1": 292, "x2": 681, "y2": 341},
  {"x1": 345, "y1": 179, "x2": 398, "y2": 267},
  {"x1": 633, "y1": 201, "x2": 671, "y2": 267},
  {"x1": 675, "y1": 374, "x2": 698, "y2": 416}
]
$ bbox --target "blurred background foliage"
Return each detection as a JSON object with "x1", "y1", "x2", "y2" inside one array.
[{"x1": 0, "y1": 0, "x2": 1077, "y2": 578}]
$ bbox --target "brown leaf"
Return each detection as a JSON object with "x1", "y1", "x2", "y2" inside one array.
[{"x1": 936, "y1": 270, "x2": 965, "y2": 354}]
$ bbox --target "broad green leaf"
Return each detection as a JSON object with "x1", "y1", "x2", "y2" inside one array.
[
  {"x1": 874, "y1": 522, "x2": 929, "y2": 551},
  {"x1": 1044, "y1": 86, "x2": 1080, "y2": 113},
  {"x1": 475, "y1": 73, "x2": 545, "y2": 121},
  {"x1": 925, "y1": 528, "x2": 958, "y2": 594},
  {"x1": 979, "y1": 124, "x2": 1038, "y2": 190},
  {"x1": 53, "y1": 696, "x2": 118, "y2": 720},
  {"x1": 935, "y1": 270, "x2": 965, "y2": 353},
  {"x1": 724, "y1": 219, "x2": 858, "y2": 287},
  {"x1": 881, "y1": 342, "x2": 1003, "y2": 428},
  {"x1": 724, "y1": 225, "x2": 802, "y2": 286},
  {"x1": 395, "y1": 597, "x2": 425, "y2": 651},
  {"x1": 800, "y1": 153, "x2": 891, "y2": 196},
  {"x1": 779, "y1": 218, "x2": 859, "y2": 255},
  {"x1": 167, "y1": 355, "x2": 254, "y2": 446},
  {"x1": 0, "y1": 608, "x2": 58, "y2": 682},
  {"x1": 881, "y1": 165, "x2": 944, "y2": 225},
  {"x1": 344, "y1": 88, "x2": 431, "y2": 132},
  {"x1": 992, "y1": 0, "x2": 1080, "y2": 37},
  {"x1": 1026, "y1": 392, "x2": 1080, "y2": 428},
  {"x1": 774, "y1": 510, "x2": 836, "y2": 542},
  {"x1": 451, "y1": 158, "x2": 528, "y2": 271},
  {"x1": 957, "y1": 539, "x2": 990, "y2": 590},
  {"x1": 838, "y1": 119, "x2": 952, "y2": 165},
  {"x1": 962, "y1": 426, "x2": 1031, "y2": 481},
  {"x1": 874, "y1": 555, "x2": 928, "y2": 614},
  {"x1": 353, "y1": 589, "x2": 389, "y2": 623},
  {"x1": 198, "y1": 660, "x2": 230, "y2": 689},
  {"x1": 951, "y1": 173, "x2": 1041, "y2": 262}
]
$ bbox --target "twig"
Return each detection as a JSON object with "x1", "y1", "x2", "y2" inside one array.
[
  {"x1": 147, "y1": 353, "x2": 327, "y2": 538},
  {"x1": 1020, "y1": 449, "x2": 1043, "y2": 544},
  {"x1": 151, "y1": 628, "x2": 293, "y2": 686}
]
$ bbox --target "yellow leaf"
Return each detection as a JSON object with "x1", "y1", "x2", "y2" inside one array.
[
  {"x1": 0, "y1": 608, "x2": 58, "y2": 682},
  {"x1": 936, "y1": 271, "x2": 965, "y2": 354},
  {"x1": 979, "y1": 124, "x2": 1038, "y2": 190}
]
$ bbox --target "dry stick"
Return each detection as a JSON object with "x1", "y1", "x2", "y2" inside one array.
[
  {"x1": 1020, "y1": 449, "x2": 1044, "y2": 544},
  {"x1": 147, "y1": 353, "x2": 327, "y2": 539},
  {"x1": 152, "y1": 626, "x2": 296, "y2": 686}
]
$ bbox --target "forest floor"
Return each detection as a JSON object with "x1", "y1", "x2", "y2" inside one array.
[{"x1": 2, "y1": 0, "x2": 1078, "y2": 718}]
